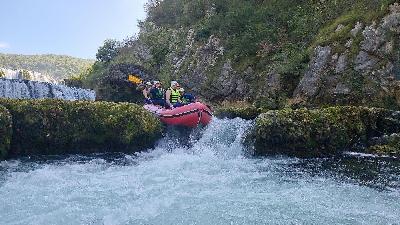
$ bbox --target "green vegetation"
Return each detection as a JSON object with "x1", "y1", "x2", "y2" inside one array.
[
  {"x1": 0, "y1": 105, "x2": 12, "y2": 159},
  {"x1": 0, "y1": 53, "x2": 94, "y2": 81},
  {"x1": 78, "y1": 0, "x2": 396, "y2": 106},
  {"x1": 215, "y1": 103, "x2": 262, "y2": 120},
  {"x1": 250, "y1": 106, "x2": 400, "y2": 157},
  {"x1": 0, "y1": 99, "x2": 162, "y2": 158}
]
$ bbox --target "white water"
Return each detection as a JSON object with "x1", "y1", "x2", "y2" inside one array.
[
  {"x1": 0, "y1": 118, "x2": 399, "y2": 225},
  {"x1": 0, "y1": 78, "x2": 95, "y2": 101}
]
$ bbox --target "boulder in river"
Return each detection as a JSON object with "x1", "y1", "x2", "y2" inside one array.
[
  {"x1": 0, "y1": 105, "x2": 12, "y2": 159},
  {"x1": 0, "y1": 99, "x2": 162, "y2": 158},
  {"x1": 249, "y1": 106, "x2": 400, "y2": 157}
]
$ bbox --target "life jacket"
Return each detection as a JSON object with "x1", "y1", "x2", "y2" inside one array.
[
  {"x1": 181, "y1": 93, "x2": 194, "y2": 104},
  {"x1": 169, "y1": 88, "x2": 181, "y2": 103},
  {"x1": 150, "y1": 88, "x2": 164, "y2": 100}
]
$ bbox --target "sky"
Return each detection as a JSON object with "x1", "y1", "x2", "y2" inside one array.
[{"x1": 0, "y1": 0, "x2": 148, "y2": 59}]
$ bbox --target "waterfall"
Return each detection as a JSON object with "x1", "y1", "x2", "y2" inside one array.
[
  {"x1": 0, "y1": 78, "x2": 95, "y2": 101},
  {"x1": 0, "y1": 68, "x2": 58, "y2": 83}
]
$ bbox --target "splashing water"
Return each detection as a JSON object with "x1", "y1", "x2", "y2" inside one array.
[{"x1": 0, "y1": 118, "x2": 399, "y2": 225}]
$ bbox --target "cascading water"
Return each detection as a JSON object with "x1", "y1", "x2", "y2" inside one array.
[
  {"x1": 0, "y1": 78, "x2": 95, "y2": 101},
  {"x1": 0, "y1": 118, "x2": 399, "y2": 225}
]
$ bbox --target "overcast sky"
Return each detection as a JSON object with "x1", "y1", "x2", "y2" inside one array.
[{"x1": 0, "y1": 0, "x2": 148, "y2": 59}]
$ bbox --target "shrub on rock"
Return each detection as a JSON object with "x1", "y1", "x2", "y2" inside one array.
[
  {"x1": 250, "y1": 106, "x2": 400, "y2": 157},
  {"x1": 0, "y1": 105, "x2": 12, "y2": 159},
  {"x1": 0, "y1": 99, "x2": 162, "y2": 157}
]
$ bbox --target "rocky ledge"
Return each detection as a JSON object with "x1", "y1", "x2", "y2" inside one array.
[
  {"x1": 0, "y1": 99, "x2": 162, "y2": 160},
  {"x1": 247, "y1": 106, "x2": 400, "y2": 158}
]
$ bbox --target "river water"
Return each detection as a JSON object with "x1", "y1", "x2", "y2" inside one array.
[{"x1": 0, "y1": 118, "x2": 399, "y2": 225}]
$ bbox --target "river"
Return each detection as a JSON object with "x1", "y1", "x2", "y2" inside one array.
[{"x1": 0, "y1": 118, "x2": 399, "y2": 225}]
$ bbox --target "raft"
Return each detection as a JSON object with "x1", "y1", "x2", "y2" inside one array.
[{"x1": 144, "y1": 102, "x2": 213, "y2": 128}]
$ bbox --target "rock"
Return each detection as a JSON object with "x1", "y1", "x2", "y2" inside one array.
[
  {"x1": 215, "y1": 104, "x2": 261, "y2": 120},
  {"x1": 0, "y1": 99, "x2": 163, "y2": 158},
  {"x1": 0, "y1": 105, "x2": 12, "y2": 159},
  {"x1": 345, "y1": 39, "x2": 353, "y2": 48},
  {"x1": 335, "y1": 53, "x2": 348, "y2": 73},
  {"x1": 361, "y1": 23, "x2": 386, "y2": 52},
  {"x1": 383, "y1": 3, "x2": 400, "y2": 33},
  {"x1": 354, "y1": 51, "x2": 377, "y2": 71},
  {"x1": 368, "y1": 133, "x2": 400, "y2": 156},
  {"x1": 249, "y1": 106, "x2": 400, "y2": 157},
  {"x1": 214, "y1": 61, "x2": 238, "y2": 97},
  {"x1": 336, "y1": 24, "x2": 345, "y2": 32},
  {"x1": 351, "y1": 22, "x2": 363, "y2": 37},
  {"x1": 183, "y1": 35, "x2": 224, "y2": 94},
  {"x1": 334, "y1": 83, "x2": 351, "y2": 95},
  {"x1": 293, "y1": 46, "x2": 332, "y2": 100}
]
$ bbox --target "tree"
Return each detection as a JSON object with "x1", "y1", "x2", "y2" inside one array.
[
  {"x1": 0, "y1": 70, "x2": 5, "y2": 78},
  {"x1": 96, "y1": 39, "x2": 122, "y2": 63}
]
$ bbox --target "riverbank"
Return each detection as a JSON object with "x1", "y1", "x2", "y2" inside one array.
[{"x1": 0, "y1": 99, "x2": 162, "y2": 160}]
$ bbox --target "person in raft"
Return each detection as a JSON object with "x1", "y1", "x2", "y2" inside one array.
[
  {"x1": 142, "y1": 81, "x2": 153, "y2": 104},
  {"x1": 166, "y1": 81, "x2": 184, "y2": 108},
  {"x1": 150, "y1": 81, "x2": 166, "y2": 107},
  {"x1": 179, "y1": 88, "x2": 196, "y2": 104}
]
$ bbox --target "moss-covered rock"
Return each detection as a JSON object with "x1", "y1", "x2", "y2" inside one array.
[
  {"x1": 0, "y1": 99, "x2": 162, "y2": 157},
  {"x1": 215, "y1": 105, "x2": 262, "y2": 120},
  {"x1": 367, "y1": 133, "x2": 400, "y2": 156},
  {"x1": 250, "y1": 106, "x2": 400, "y2": 157},
  {"x1": 0, "y1": 105, "x2": 12, "y2": 159}
]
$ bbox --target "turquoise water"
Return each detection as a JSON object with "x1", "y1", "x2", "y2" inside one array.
[{"x1": 0, "y1": 118, "x2": 399, "y2": 225}]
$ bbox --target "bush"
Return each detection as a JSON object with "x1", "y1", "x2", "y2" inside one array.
[
  {"x1": 0, "y1": 99, "x2": 162, "y2": 157},
  {"x1": 249, "y1": 106, "x2": 400, "y2": 157},
  {"x1": 0, "y1": 105, "x2": 12, "y2": 159}
]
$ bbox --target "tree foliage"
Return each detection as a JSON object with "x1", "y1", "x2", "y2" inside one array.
[{"x1": 0, "y1": 53, "x2": 94, "y2": 81}]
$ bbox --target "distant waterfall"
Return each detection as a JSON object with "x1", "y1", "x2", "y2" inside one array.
[
  {"x1": 0, "y1": 78, "x2": 96, "y2": 101},
  {"x1": 0, "y1": 68, "x2": 58, "y2": 83}
]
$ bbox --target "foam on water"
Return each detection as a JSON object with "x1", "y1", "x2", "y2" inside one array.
[{"x1": 0, "y1": 118, "x2": 399, "y2": 225}]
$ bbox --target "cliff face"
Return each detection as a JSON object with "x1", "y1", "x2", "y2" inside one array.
[
  {"x1": 293, "y1": 4, "x2": 400, "y2": 109},
  {"x1": 85, "y1": 1, "x2": 400, "y2": 109}
]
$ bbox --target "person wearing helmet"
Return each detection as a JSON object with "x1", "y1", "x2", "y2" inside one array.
[
  {"x1": 165, "y1": 81, "x2": 183, "y2": 108},
  {"x1": 150, "y1": 81, "x2": 166, "y2": 107},
  {"x1": 142, "y1": 81, "x2": 153, "y2": 104},
  {"x1": 179, "y1": 88, "x2": 195, "y2": 104}
]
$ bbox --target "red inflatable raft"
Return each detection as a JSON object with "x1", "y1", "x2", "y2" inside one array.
[{"x1": 144, "y1": 102, "x2": 213, "y2": 128}]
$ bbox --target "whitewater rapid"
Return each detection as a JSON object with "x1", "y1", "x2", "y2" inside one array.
[{"x1": 0, "y1": 118, "x2": 399, "y2": 225}]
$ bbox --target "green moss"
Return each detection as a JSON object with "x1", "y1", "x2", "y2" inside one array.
[
  {"x1": 215, "y1": 105, "x2": 262, "y2": 120},
  {"x1": 368, "y1": 133, "x2": 400, "y2": 156},
  {"x1": 250, "y1": 106, "x2": 398, "y2": 157},
  {"x1": 312, "y1": 1, "x2": 394, "y2": 54},
  {"x1": 0, "y1": 105, "x2": 12, "y2": 159},
  {"x1": 0, "y1": 99, "x2": 162, "y2": 158}
]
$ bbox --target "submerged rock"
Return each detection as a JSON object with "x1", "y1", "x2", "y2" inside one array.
[{"x1": 249, "y1": 106, "x2": 400, "y2": 157}]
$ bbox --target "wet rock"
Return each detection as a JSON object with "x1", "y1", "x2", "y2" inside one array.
[{"x1": 249, "y1": 106, "x2": 400, "y2": 157}]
